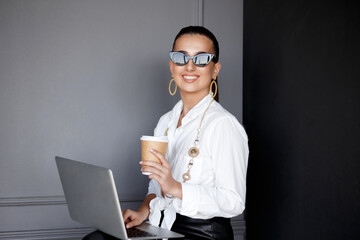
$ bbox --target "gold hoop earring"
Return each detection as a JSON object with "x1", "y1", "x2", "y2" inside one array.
[
  {"x1": 169, "y1": 77, "x2": 177, "y2": 96},
  {"x1": 210, "y1": 78, "x2": 217, "y2": 99}
]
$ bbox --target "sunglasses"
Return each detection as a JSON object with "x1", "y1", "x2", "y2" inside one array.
[{"x1": 169, "y1": 51, "x2": 216, "y2": 67}]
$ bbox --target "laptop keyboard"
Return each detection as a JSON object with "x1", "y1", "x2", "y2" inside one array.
[{"x1": 126, "y1": 227, "x2": 156, "y2": 238}]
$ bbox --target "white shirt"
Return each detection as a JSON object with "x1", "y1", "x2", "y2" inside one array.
[{"x1": 147, "y1": 94, "x2": 249, "y2": 230}]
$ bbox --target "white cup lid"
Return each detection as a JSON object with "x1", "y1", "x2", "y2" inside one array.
[{"x1": 141, "y1": 135, "x2": 168, "y2": 142}]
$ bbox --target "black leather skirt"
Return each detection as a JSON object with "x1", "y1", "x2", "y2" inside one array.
[
  {"x1": 170, "y1": 213, "x2": 234, "y2": 240},
  {"x1": 82, "y1": 213, "x2": 234, "y2": 240}
]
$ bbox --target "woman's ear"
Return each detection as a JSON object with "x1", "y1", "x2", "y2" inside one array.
[
  {"x1": 169, "y1": 60, "x2": 174, "y2": 75},
  {"x1": 213, "y1": 62, "x2": 222, "y2": 79}
]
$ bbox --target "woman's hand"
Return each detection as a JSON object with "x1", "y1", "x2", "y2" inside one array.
[
  {"x1": 122, "y1": 194, "x2": 156, "y2": 228},
  {"x1": 141, "y1": 149, "x2": 182, "y2": 199},
  {"x1": 122, "y1": 209, "x2": 147, "y2": 229}
]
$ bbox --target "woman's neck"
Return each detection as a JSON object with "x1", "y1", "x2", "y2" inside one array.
[{"x1": 180, "y1": 91, "x2": 208, "y2": 116}]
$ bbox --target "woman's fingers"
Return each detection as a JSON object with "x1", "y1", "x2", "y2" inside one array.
[
  {"x1": 122, "y1": 209, "x2": 141, "y2": 228},
  {"x1": 140, "y1": 160, "x2": 166, "y2": 170},
  {"x1": 140, "y1": 161, "x2": 171, "y2": 178},
  {"x1": 126, "y1": 218, "x2": 141, "y2": 229},
  {"x1": 141, "y1": 149, "x2": 179, "y2": 197},
  {"x1": 149, "y1": 149, "x2": 170, "y2": 167},
  {"x1": 122, "y1": 209, "x2": 132, "y2": 225},
  {"x1": 142, "y1": 165, "x2": 162, "y2": 176}
]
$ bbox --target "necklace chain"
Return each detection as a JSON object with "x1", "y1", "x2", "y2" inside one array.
[
  {"x1": 164, "y1": 98, "x2": 214, "y2": 198},
  {"x1": 183, "y1": 99, "x2": 214, "y2": 183}
]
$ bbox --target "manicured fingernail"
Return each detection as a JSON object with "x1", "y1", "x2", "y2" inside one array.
[
  {"x1": 149, "y1": 148, "x2": 154, "y2": 152},
  {"x1": 139, "y1": 161, "x2": 142, "y2": 164}
]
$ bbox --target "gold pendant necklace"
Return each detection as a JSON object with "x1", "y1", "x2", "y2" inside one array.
[{"x1": 182, "y1": 99, "x2": 214, "y2": 183}]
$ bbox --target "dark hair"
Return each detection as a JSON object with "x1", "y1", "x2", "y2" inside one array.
[
  {"x1": 172, "y1": 26, "x2": 220, "y2": 101},
  {"x1": 172, "y1": 26, "x2": 219, "y2": 61}
]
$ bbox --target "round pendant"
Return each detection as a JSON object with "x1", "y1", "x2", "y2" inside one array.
[
  {"x1": 183, "y1": 173, "x2": 191, "y2": 182},
  {"x1": 188, "y1": 147, "x2": 200, "y2": 158}
]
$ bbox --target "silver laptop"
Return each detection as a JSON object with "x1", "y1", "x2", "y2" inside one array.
[{"x1": 55, "y1": 156, "x2": 184, "y2": 239}]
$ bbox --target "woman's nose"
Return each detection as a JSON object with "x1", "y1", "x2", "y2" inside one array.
[{"x1": 185, "y1": 59, "x2": 196, "y2": 71}]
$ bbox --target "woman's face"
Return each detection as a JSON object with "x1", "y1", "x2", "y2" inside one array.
[{"x1": 169, "y1": 34, "x2": 221, "y2": 99}]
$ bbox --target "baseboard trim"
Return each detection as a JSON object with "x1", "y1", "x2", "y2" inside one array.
[
  {"x1": 0, "y1": 195, "x2": 144, "y2": 207},
  {"x1": 232, "y1": 219, "x2": 246, "y2": 236},
  {"x1": 0, "y1": 227, "x2": 94, "y2": 240}
]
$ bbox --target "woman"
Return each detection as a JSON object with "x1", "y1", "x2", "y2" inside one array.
[{"x1": 122, "y1": 26, "x2": 249, "y2": 239}]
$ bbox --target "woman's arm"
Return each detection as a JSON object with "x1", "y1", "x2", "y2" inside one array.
[
  {"x1": 141, "y1": 149, "x2": 182, "y2": 199},
  {"x1": 173, "y1": 116, "x2": 249, "y2": 218},
  {"x1": 122, "y1": 193, "x2": 156, "y2": 228}
]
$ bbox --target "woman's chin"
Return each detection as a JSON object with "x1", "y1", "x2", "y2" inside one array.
[{"x1": 179, "y1": 89, "x2": 209, "y2": 97}]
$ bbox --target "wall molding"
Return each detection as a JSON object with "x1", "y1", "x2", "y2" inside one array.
[
  {"x1": 0, "y1": 227, "x2": 94, "y2": 240},
  {"x1": 0, "y1": 195, "x2": 144, "y2": 207},
  {"x1": 0, "y1": 196, "x2": 66, "y2": 207},
  {"x1": 195, "y1": 0, "x2": 204, "y2": 26}
]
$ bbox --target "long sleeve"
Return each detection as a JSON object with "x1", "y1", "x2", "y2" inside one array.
[
  {"x1": 173, "y1": 115, "x2": 249, "y2": 218},
  {"x1": 147, "y1": 179, "x2": 162, "y2": 197}
]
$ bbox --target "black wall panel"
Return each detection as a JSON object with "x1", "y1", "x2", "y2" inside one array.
[{"x1": 244, "y1": 1, "x2": 360, "y2": 239}]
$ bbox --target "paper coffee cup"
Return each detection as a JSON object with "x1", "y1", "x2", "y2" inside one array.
[{"x1": 141, "y1": 136, "x2": 168, "y2": 175}]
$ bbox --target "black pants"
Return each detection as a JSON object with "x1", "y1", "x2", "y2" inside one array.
[
  {"x1": 82, "y1": 214, "x2": 233, "y2": 240},
  {"x1": 170, "y1": 213, "x2": 234, "y2": 240}
]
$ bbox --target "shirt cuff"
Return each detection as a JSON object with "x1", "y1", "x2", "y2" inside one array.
[
  {"x1": 148, "y1": 182, "x2": 162, "y2": 198},
  {"x1": 173, "y1": 183, "x2": 199, "y2": 216}
]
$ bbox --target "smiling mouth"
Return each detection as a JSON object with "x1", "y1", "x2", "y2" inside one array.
[{"x1": 182, "y1": 75, "x2": 199, "y2": 82}]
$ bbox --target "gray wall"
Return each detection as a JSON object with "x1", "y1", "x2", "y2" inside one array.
[{"x1": 0, "y1": 0, "x2": 244, "y2": 239}]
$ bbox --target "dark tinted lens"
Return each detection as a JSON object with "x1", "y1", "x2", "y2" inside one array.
[
  {"x1": 194, "y1": 54, "x2": 212, "y2": 67},
  {"x1": 171, "y1": 52, "x2": 187, "y2": 65}
]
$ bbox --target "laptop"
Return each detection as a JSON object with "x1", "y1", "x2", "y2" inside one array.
[{"x1": 55, "y1": 156, "x2": 184, "y2": 239}]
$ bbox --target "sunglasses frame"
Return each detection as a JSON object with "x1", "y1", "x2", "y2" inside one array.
[{"x1": 169, "y1": 51, "x2": 216, "y2": 67}]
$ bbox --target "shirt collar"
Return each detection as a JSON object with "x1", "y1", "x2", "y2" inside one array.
[
  {"x1": 183, "y1": 94, "x2": 213, "y2": 121},
  {"x1": 169, "y1": 94, "x2": 213, "y2": 126}
]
